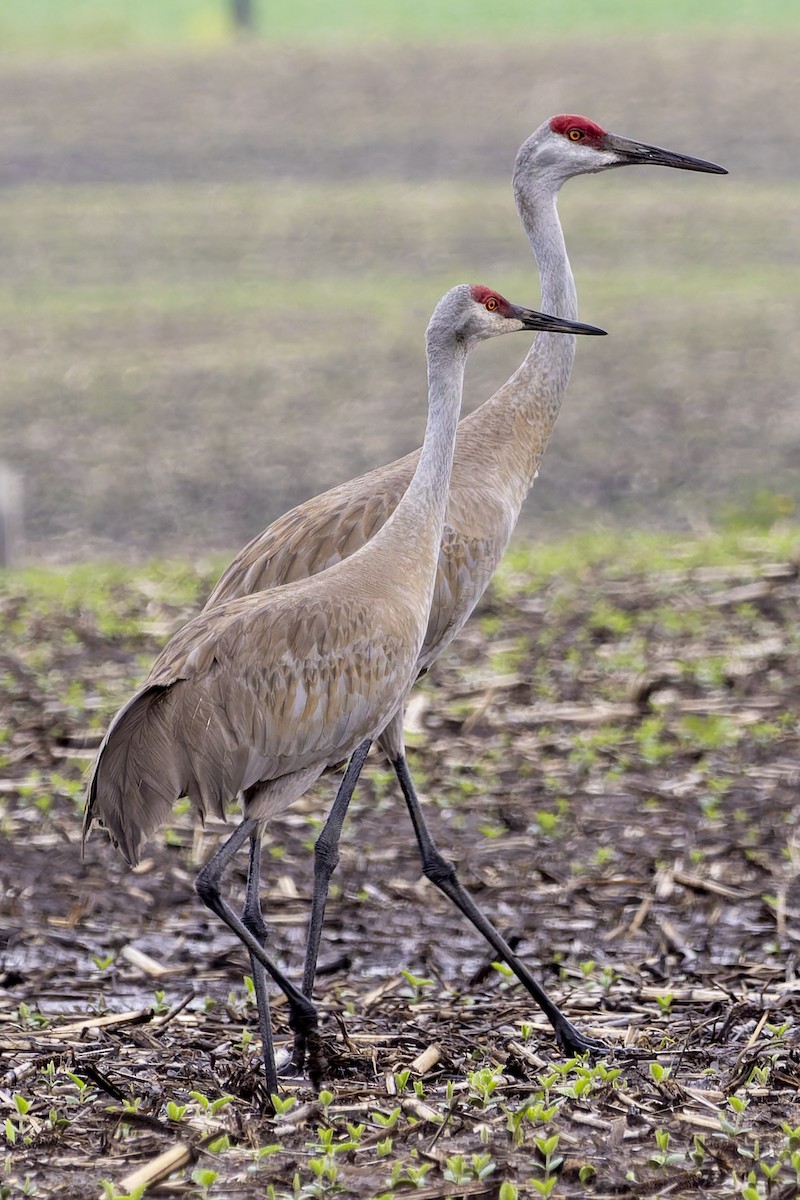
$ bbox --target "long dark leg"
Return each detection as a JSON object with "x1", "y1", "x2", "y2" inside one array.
[
  {"x1": 303, "y1": 739, "x2": 372, "y2": 996},
  {"x1": 239, "y1": 828, "x2": 278, "y2": 1095},
  {"x1": 195, "y1": 819, "x2": 324, "y2": 1094},
  {"x1": 291, "y1": 738, "x2": 372, "y2": 1070},
  {"x1": 392, "y1": 755, "x2": 609, "y2": 1057}
]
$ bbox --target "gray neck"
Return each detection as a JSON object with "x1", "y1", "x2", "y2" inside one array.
[
  {"x1": 380, "y1": 334, "x2": 465, "y2": 565},
  {"x1": 508, "y1": 172, "x2": 577, "y2": 424}
]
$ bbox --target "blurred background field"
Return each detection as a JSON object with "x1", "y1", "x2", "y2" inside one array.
[
  {"x1": 0, "y1": 2, "x2": 798, "y2": 561},
  {"x1": 3, "y1": 0, "x2": 800, "y2": 51}
]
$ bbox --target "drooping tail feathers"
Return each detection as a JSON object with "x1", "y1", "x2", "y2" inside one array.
[
  {"x1": 83, "y1": 680, "x2": 244, "y2": 867},
  {"x1": 83, "y1": 685, "x2": 185, "y2": 866}
]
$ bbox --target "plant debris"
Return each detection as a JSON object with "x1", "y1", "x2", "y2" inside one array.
[{"x1": 1, "y1": 530, "x2": 799, "y2": 1197}]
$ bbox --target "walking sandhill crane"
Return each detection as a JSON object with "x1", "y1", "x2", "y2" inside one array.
[
  {"x1": 84, "y1": 286, "x2": 603, "y2": 1097},
  {"x1": 202, "y1": 116, "x2": 727, "y2": 1066}
]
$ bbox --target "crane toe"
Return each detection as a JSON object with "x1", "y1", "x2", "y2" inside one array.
[{"x1": 553, "y1": 1016, "x2": 613, "y2": 1058}]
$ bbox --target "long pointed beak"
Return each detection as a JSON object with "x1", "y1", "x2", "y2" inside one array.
[
  {"x1": 606, "y1": 133, "x2": 728, "y2": 174},
  {"x1": 512, "y1": 306, "x2": 607, "y2": 336}
]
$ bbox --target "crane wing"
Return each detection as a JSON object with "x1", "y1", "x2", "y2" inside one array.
[
  {"x1": 85, "y1": 587, "x2": 414, "y2": 865},
  {"x1": 206, "y1": 455, "x2": 418, "y2": 604}
]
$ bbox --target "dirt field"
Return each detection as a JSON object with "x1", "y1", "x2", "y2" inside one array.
[
  {"x1": 0, "y1": 34, "x2": 798, "y2": 561},
  {"x1": 2, "y1": 531, "x2": 800, "y2": 1197}
]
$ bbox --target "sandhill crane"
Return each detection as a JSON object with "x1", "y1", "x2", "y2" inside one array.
[
  {"x1": 201, "y1": 116, "x2": 727, "y2": 1066},
  {"x1": 84, "y1": 286, "x2": 603, "y2": 1097}
]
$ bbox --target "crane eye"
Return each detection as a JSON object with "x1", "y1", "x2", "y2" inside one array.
[
  {"x1": 485, "y1": 297, "x2": 499, "y2": 312},
  {"x1": 568, "y1": 128, "x2": 585, "y2": 141}
]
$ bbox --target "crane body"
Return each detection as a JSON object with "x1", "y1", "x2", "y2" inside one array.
[
  {"x1": 201, "y1": 116, "x2": 727, "y2": 1067},
  {"x1": 85, "y1": 287, "x2": 602, "y2": 1095}
]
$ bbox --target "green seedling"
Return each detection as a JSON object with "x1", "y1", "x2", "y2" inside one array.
[
  {"x1": 467, "y1": 1067, "x2": 503, "y2": 1107},
  {"x1": 491, "y1": 960, "x2": 514, "y2": 983},
  {"x1": 308, "y1": 1127, "x2": 334, "y2": 1152},
  {"x1": 443, "y1": 1154, "x2": 472, "y2": 1185},
  {"x1": 399, "y1": 969, "x2": 435, "y2": 1003},
  {"x1": 99, "y1": 1184, "x2": 146, "y2": 1200},
  {"x1": 190, "y1": 1167, "x2": 218, "y2": 1197},
  {"x1": 308, "y1": 1154, "x2": 338, "y2": 1184},
  {"x1": 470, "y1": 1153, "x2": 496, "y2": 1180},
  {"x1": 780, "y1": 1121, "x2": 800, "y2": 1148},
  {"x1": 533, "y1": 1133, "x2": 563, "y2": 1176},
  {"x1": 388, "y1": 1160, "x2": 432, "y2": 1188},
  {"x1": 188, "y1": 1091, "x2": 234, "y2": 1115},
  {"x1": 372, "y1": 1106, "x2": 401, "y2": 1130},
  {"x1": 65, "y1": 1072, "x2": 92, "y2": 1101},
  {"x1": 649, "y1": 1127, "x2": 684, "y2": 1168},
  {"x1": 254, "y1": 1143, "x2": 283, "y2": 1160},
  {"x1": 16, "y1": 1003, "x2": 48, "y2": 1029}
]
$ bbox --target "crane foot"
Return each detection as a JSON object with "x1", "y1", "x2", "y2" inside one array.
[
  {"x1": 554, "y1": 1016, "x2": 612, "y2": 1058},
  {"x1": 304, "y1": 1029, "x2": 329, "y2": 1090},
  {"x1": 279, "y1": 1043, "x2": 307, "y2": 1077}
]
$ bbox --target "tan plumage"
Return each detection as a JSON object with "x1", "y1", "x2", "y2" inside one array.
[
  {"x1": 88, "y1": 578, "x2": 420, "y2": 865},
  {"x1": 196, "y1": 115, "x2": 725, "y2": 1070},
  {"x1": 84, "y1": 117, "x2": 726, "y2": 1087},
  {"x1": 207, "y1": 410, "x2": 523, "y2": 679},
  {"x1": 205, "y1": 117, "x2": 726, "y2": 749},
  {"x1": 84, "y1": 285, "x2": 592, "y2": 1094}
]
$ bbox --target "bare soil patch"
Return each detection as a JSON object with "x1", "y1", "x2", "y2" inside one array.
[{"x1": 2, "y1": 538, "x2": 799, "y2": 1196}]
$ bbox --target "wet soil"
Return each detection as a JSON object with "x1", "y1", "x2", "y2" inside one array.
[{"x1": 2, "y1": 541, "x2": 799, "y2": 1196}]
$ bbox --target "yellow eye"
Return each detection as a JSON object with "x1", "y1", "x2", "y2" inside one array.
[
  {"x1": 485, "y1": 297, "x2": 498, "y2": 311},
  {"x1": 568, "y1": 128, "x2": 584, "y2": 141}
]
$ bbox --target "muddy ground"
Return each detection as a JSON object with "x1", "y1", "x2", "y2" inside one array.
[{"x1": 2, "y1": 535, "x2": 799, "y2": 1197}]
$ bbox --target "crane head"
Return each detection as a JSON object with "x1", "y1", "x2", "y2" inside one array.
[
  {"x1": 427, "y1": 284, "x2": 607, "y2": 347},
  {"x1": 514, "y1": 114, "x2": 727, "y2": 189},
  {"x1": 468, "y1": 285, "x2": 607, "y2": 337}
]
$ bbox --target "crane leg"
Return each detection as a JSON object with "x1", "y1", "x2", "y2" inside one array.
[
  {"x1": 291, "y1": 738, "x2": 372, "y2": 1070},
  {"x1": 391, "y1": 755, "x2": 610, "y2": 1058},
  {"x1": 239, "y1": 828, "x2": 278, "y2": 1097},
  {"x1": 195, "y1": 818, "x2": 328, "y2": 1098}
]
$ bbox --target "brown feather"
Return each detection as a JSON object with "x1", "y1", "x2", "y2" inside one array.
[
  {"x1": 85, "y1": 284, "x2": 562, "y2": 861},
  {"x1": 86, "y1": 574, "x2": 420, "y2": 858},
  {"x1": 206, "y1": 413, "x2": 524, "y2": 678}
]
